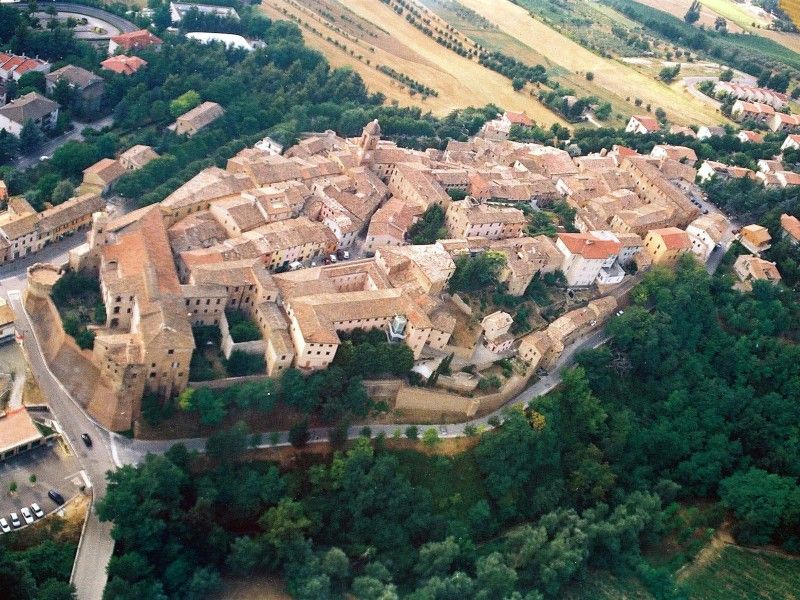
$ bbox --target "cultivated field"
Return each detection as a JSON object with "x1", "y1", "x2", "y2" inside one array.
[
  {"x1": 680, "y1": 545, "x2": 800, "y2": 599},
  {"x1": 457, "y1": 0, "x2": 730, "y2": 126},
  {"x1": 632, "y1": 0, "x2": 744, "y2": 32},
  {"x1": 260, "y1": 0, "x2": 566, "y2": 123},
  {"x1": 634, "y1": 0, "x2": 800, "y2": 54}
]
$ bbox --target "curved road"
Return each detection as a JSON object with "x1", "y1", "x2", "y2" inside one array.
[{"x1": 9, "y1": 1, "x2": 138, "y2": 33}]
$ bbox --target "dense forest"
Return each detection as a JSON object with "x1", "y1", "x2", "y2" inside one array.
[{"x1": 95, "y1": 257, "x2": 800, "y2": 600}]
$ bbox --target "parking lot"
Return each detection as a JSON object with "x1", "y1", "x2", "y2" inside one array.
[{"x1": 0, "y1": 440, "x2": 84, "y2": 530}]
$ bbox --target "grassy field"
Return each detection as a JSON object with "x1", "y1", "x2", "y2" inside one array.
[
  {"x1": 680, "y1": 545, "x2": 800, "y2": 599},
  {"x1": 260, "y1": 0, "x2": 565, "y2": 123},
  {"x1": 457, "y1": 0, "x2": 729, "y2": 126},
  {"x1": 697, "y1": 0, "x2": 771, "y2": 27}
]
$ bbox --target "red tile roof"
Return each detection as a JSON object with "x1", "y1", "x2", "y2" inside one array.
[
  {"x1": 631, "y1": 115, "x2": 659, "y2": 132},
  {"x1": 650, "y1": 227, "x2": 691, "y2": 250},
  {"x1": 110, "y1": 29, "x2": 163, "y2": 50},
  {"x1": 101, "y1": 55, "x2": 147, "y2": 75},
  {"x1": 504, "y1": 111, "x2": 533, "y2": 126},
  {"x1": 558, "y1": 232, "x2": 621, "y2": 259},
  {"x1": 781, "y1": 213, "x2": 800, "y2": 241}
]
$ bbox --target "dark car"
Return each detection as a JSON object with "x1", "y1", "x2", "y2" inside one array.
[
  {"x1": 81, "y1": 433, "x2": 92, "y2": 447},
  {"x1": 48, "y1": 490, "x2": 65, "y2": 506}
]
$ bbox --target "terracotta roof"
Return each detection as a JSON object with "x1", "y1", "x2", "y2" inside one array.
[
  {"x1": 780, "y1": 213, "x2": 800, "y2": 241},
  {"x1": 557, "y1": 232, "x2": 621, "y2": 259},
  {"x1": 39, "y1": 193, "x2": 105, "y2": 232},
  {"x1": 649, "y1": 227, "x2": 691, "y2": 250},
  {"x1": 631, "y1": 115, "x2": 659, "y2": 132},
  {"x1": 110, "y1": 29, "x2": 163, "y2": 50},
  {"x1": 739, "y1": 130, "x2": 764, "y2": 143},
  {"x1": 101, "y1": 55, "x2": 147, "y2": 75},
  {"x1": 0, "y1": 408, "x2": 43, "y2": 453},
  {"x1": 504, "y1": 111, "x2": 533, "y2": 126}
]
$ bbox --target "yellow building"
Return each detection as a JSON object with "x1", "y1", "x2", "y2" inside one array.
[{"x1": 643, "y1": 227, "x2": 691, "y2": 266}]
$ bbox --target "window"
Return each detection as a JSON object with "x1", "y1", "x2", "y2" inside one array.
[{"x1": 167, "y1": 349, "x2": 174, "y2": 355}]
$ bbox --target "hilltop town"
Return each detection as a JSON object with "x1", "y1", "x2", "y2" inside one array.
[{"x1": 12, "y1": 112, "x2": 797, "y2": 434}]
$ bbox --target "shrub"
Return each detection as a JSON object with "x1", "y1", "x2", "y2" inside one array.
[
  {"x1": 405, "y1": 425, "x2": 419, "y2": 440},
  {"x1": 225, "y1": 351, "x2": 265, "y2": 377}
]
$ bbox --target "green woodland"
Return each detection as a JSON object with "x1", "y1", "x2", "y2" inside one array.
[{"x1": 87, "y1": 258, "x2": 800, "y2": 600}]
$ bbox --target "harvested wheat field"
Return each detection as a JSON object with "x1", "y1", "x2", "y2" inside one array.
[
  {"x1": 458, "y1": 0, "x2": 730, "y2": 126},
  {"x1": 633, "y1": 0, "x2": 744, "y2": 32},
  {"x1": 261, "y1": 0, "x2": 565, "y2": 123}
]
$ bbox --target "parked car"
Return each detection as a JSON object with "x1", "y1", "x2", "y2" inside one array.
[
  {"x1": 0, "y1": 518, "x2": 10, "y2": 533},
  {"x1": 20, "y1": 507, "x2": 33, "y2": 525},
  {"x1": 10, "y1": 512, "x2": 21, "y2": 528},
  {"x1": 31, "y1": 503, "x2": 44, "y2": 519},
  {"x1": 48, "y1": 490, "x2": 65, "y2": 506},
  {"x1": 81, "y1": 433, "x2": 92, "y2": 447},
  {"x1": 329, "y1": 254, "x2": 338, "y2": 263}
]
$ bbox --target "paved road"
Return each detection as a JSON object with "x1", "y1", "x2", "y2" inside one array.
[
  {"x1": 111, "y1": 328, "x2": 611, "y2": 463},
  {"x1": 7, "y1": 1, "x2": 138, "y2": 33},
  {"x1": 12, "y1": 116, "x2": 114, "y2": 170},
  {"x1": 8, "y1": 290, "x2": 115, "y2": 600}
]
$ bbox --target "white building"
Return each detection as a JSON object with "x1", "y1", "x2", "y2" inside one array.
[
  {"x1": 170, "y1": 2, "x2": 239, "y2": 22},
  {"x1": 556, "y1": 232, "x2": 622, "y2": 287},
  {"x1": 0, "y1": 92, "x2": 59, "y2": 137}
]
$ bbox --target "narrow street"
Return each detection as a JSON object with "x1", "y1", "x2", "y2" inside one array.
[{"x1": 8, "y1": 290, "x2": 115, "y2": 600}]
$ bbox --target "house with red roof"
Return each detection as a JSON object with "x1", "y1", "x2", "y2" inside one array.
[
  {"x1": 780, "y1": 213, "x2": 800, "y2": 245},
  {"x1": 108, "y1": 29, "x2": 163, "y2": 55},
  {"x1": 781, "y1": 134, "x2": 800, "y2": 152},
  {"x1": 644, "y1": 227, "x2": 691, "y2": 266},
  {"x1": 625, "y1": 115, "x2": 660, "y2": 135},
  {"x1": 0, "y1": 53, "x2": 50, "y2": 82},
  {"x1": 101, "y1": 55, "x2": 148, "y2": 76},
  {"x1": 556, "y1": 231, "x2": 623, "y2": 286},
  {"x1": 501, "y1": 110, "x2": 533, "y2": 128},
  {"x1": 737, "y1": 130, "x2": 764, "y2": 144}
]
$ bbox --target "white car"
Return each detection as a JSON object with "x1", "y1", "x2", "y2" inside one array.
[
  {"x1": 20, "y1": 507, "x2": 34, "y2": 525},
  {"x1": 31, "y1": 503, "x2": 44, "y2": 519},
  {"x1": 10, "y1": 512, "x2": 20, "y2": 528},
  {"x1": 0, "y1": 518, "x2": 10, "y2": 533}
]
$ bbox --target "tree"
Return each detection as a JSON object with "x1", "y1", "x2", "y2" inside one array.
[
  {"x1": 18, "y1": 120, "x2": 43, "y2": 155},
  {"x1": 415, "y1": 536, "x2": 460, "y2": 578},
  {"x1": 205, "y1": 421, "x2": 249, "y2": 464},
  {"x1": 29, "y1": 473, "x2": 36, "y2": 484},
  {"x1": 475, "y1": 552, "x2": 518, "y2": 600},
  {"x1": 659, "y1": 64, "x2": 680, "y2": 83},
  {"x1": 719, "y1": 68, "x2": 734, "y2": 82},
  {"x1": 10, "y1": 480, "x2": 17, "y2": 493},
  {"x1": 449, "y1": 251, "x2": 506, "y2": 293},
  {"x1": 407, "y1": 204, "x2": 446, "y2": 244},
  {"x1": 684, "y1": 1, "x2": 700, "y2": 23},
  {"x1": 50, "y1": 180, "x2": 74, "y2": 205},
  {"x1": 512, "y1": 77, "x2": 525, "y2": 91},
  {"x1": 405, "y1": 425, "x2": 419, "y2": 440},
  {"x1": 585, "y1": 71, "x2": 594, "y2": 81},
  {"x1": 17, "y1": 70, "x2": 45, "y2": 94},
  {"x1": 169, "y1": 90, "x2": 202, "y2": 118},
  {"x1": 289, "y1": 421, "x2": 310, "y2": 448},
  {"x1": 719, "y1": 468, "x2": 799, "y2": 545},
  {"x1": 51, "y1": 77, "x2": 74, "y2": 109},
  {"x1": 36, "y1": 580, "x2": 76, "y2": 600},
  {"x1": 194, "y1": 387, "x2": 227, "y2": 425},
  {"x1": 594, "y1": 102, "x2": 611, "y2": 121},
  {"x1": 0, "y1": 553, "x2": 36, "y2": 600},
  {"x1": 714, "y1": 16, "x2": 727, "y2": 31}
]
